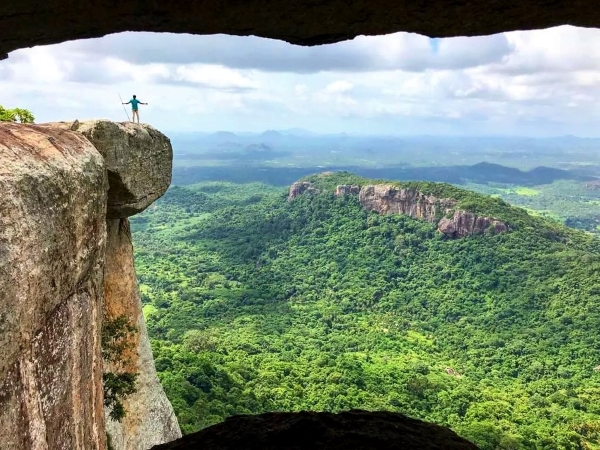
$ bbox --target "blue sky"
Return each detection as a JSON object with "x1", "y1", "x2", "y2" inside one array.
[{"x1": 2, "y1": 26, "x2": 600, "y2": 136}]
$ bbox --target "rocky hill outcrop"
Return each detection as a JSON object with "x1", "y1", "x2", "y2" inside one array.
[
  {"x1": 288, "y1": 181, "x2": 319, "y2": 200},
  {"x1": 358, "y1": 184, "x2": 456, "y2": 222},
  {"x1": 292, "y1": 181, "x2": 508, "y2": 238},
  {"x1": 335, "y1": 184, "x2": 360, "y2": 196},
  {"x1": 438, "y1": 211, "x2": 508, "y2": 238},
  {"x1": 150, "y1": 410, "x2": 478, "y2": 450},
  {"x1": 0, "y1": 120, "x2": 180, "y2": 450}
]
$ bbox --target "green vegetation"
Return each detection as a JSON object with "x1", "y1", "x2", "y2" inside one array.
[
  {"x1": 131, "y1": 175, "x2": 600, "y2": 449},
  {"x1": 466, "y1": 180, "x2": 600, "y2": 235},
  {"x1": 304, "y1": 172, "x2": 586, "y2": 240},
  {"x1": 102, "y1": 315, "x2": 139, "y2": 422},
  {"x1": 0, "y1": 105, "x2": 34, "y2": 123},
  {"x1": 495, "y1": 187, "x2": 541, "y2": 197}
]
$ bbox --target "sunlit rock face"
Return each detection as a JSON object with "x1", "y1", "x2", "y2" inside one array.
[
  {"x1": 288, "y1": 181, "x2": 319, "y2": 200},
  {"x1": 0, "y1": 121, "x2": 179, "y2": 450},
  {"x1": 0, "y1": 123, "x2": 108, "y2": 450},
  {"x1": 335, "y1": 185, "x2": 360, "y2": 196},
  {"x1": 438, "y1": 210, "x2": 509, "y2": 238},
  {"x1": 358, "y1": 184, "x2": 456, "y2": 222},
  {"x1": 104, "y1": 219, "x2": 182, "y2": 450}
]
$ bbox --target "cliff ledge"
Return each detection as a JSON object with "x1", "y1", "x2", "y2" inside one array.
[{"x1": 0, "y1": 120, "x2": 180, "y2": 450}]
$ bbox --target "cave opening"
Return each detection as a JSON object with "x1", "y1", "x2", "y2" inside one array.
[{"x1": 2, "y1": 8, "x2": 600, "y2": 449}]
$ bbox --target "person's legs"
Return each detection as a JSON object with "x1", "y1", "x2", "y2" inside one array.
[{"x1": 132, "y1": 109, "x2": 139, "y2": 123}]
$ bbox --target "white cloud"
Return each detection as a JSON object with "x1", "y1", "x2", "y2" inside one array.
[
  {"x1": 3, "y1": 25, "x2": 600, "y2": 136},
  {"x1": 325, "y1": 80, "x2": 354, "y2": 93}
]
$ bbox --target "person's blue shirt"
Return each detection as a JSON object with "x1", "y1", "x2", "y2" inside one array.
[{"x1": 127, "y1": 98, "x2": 141, "y2": 110}]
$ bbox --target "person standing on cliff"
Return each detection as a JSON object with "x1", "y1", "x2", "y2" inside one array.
[{"x1": 122, "y1": 95, "x2": 148, "y2": 124}]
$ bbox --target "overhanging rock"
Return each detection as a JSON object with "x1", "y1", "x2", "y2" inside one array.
[
  {"x1": 76, "y1": 120, "x2": 173, "y2": 218},
  {"x1": 2, "y1": 0, "x2": 600, "y2": 59}
]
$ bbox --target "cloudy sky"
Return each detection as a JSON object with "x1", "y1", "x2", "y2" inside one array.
[{"x1": 2, "y1": 26, "x2": 600, "y2": 136}]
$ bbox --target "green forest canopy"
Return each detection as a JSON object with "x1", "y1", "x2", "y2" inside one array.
[{"x1": 131, "y1": 173, "x2": 600, "y2": 450}]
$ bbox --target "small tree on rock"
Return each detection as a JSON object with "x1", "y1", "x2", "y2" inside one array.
[{"x1": 0, "y1": 105, "x2": 35, "y2": 123}]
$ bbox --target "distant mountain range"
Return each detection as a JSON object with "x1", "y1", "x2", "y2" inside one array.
[{"x1": 173, "y1": 161, "x2": 596, "y2": 187}]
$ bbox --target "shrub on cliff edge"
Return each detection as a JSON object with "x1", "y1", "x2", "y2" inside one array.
[{"x1": 102, "y1": 315, "x2": 139, "y2": 422}]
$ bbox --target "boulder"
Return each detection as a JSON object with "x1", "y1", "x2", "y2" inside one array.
[{"x1": 77, "y1": 120, "x2": 172, "y2": 218}]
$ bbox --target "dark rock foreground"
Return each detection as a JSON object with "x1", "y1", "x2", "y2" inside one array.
[{"x1": 151, "y1": 410, "x2": 478, "y2": 450}]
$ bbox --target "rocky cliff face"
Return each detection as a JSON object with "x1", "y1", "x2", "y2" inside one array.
[
  {"x1": 288, "y1": 181, "x2": 318, "y2": 200},
  {"x1": 296, "y1": 182, "x2": 508, "y2": 238},
  {"x1": 358, "y1": 184, "x2": 456, "y2": 222},
  {"x1": 438, "y1": 211, "x2": 508, "y2": 238},
  {"x1": 0, "y1": 120, "x2": 180, "y2": 450},
  {"x1": 0, "y1": 123, "x2": 107, "y2": 449},
  {"x1": 334, "y1": 184, "x2": 360, "y2": 196},
  {"x1": 104, "y1": 219, "x2": 181, "y2": 450}
]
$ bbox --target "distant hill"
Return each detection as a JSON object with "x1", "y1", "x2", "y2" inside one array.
[
  {"x1": 173, "y1": 162, "x2": 593, "y2": 187},
  {"x1": 132, "y1": 176, "x2": 600, "y2": 449}
]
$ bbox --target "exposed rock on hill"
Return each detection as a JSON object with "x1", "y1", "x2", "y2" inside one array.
[
  {"x1": 77, "y1": 120, "x2": 173, "y2": 218},
  {"x1": 585, "y1": 180, "x2": 600, "y2": 190},
  {"x1": 335, "y1": 184, "x2": 360, "y2": 196},
  {"x1": 438, "y1": 211, "x2": 509, "y2": 238},
  {"x1": 294, "y1": 182, "x2": 508, "y2": 238},
  {"x1": 0, "y1": 123, "x2": 107, "y2": 449},
  {"x1": 358, "y1": 184, "x2": 456, "y2": 221},
  {"x1": 104, "y1": 219, "x2": 181, "y2": 450},
  {"x1": 288, "y1": 181, "x2": 318, "y2": 200},
  {"x1": 150, "y1": 410, "x2": 478, "y2": 450}
]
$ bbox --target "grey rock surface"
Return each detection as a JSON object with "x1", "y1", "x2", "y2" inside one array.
[
  {"x1": 104, "y1": 219, "x2": 182, "y2": 450},
  {"x1": 77, "y1": 120, "x2": 172, "y2": 218},
  {"x1": 0, "y1": 123, "x2": 108, "y2": 450}
]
